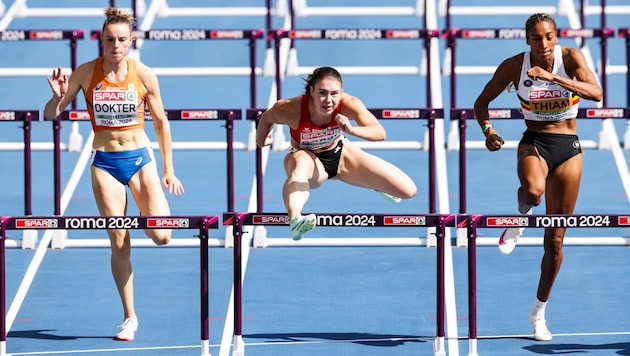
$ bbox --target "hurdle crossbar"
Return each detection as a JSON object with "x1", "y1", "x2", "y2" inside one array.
[
  {"x1": 463, "y1": 213, "x2": 630, "y2": 356},
  {"x1": 0, "y1": 215, "x2": 219, "y2": 356},
  {"x1": 223, "y1": 212, "x2": 455, "y2": 356}
]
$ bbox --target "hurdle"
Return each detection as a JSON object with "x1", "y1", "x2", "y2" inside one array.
[
  {"x1": 462, "y1": 212, "x2": 630, "y2": 356},
  {"x1": 0, "y1": 29, "x2": 84, "y2": 152},
  {"x1": 223, "y1": 211, "x2": 455, "y2": 356},
  {"x1": 451, "y1": 107, "x2": 630, "y2": 246},
  {"x1": 270, "y1": 27, "x2": 439, "y2": 82},
  {"x1": 617, "y1": 28, "x2": 630, "y2": 148},
  {"x1": 46, "y1": 109, "x2": 241, "y2": 249},
  {"x1": 0, "y1": 0, "x2": 131, "y2": 24},
  {"x1": 291, "y1": 0, "x2": 424, "y2": 17},
  {"x1": 0, "y1": 111, "x2": 39, "y2": 249},
  {"x1": 0, "y1": 214, "x2": 219, "y2": 356},
  {"x1": 245, "y1": 107, "x2": 444, "y2": 247}
]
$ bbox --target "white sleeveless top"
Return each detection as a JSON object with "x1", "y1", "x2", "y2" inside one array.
[{"x1": 516, "y1": 45, "x2": 580, "y2": 121}]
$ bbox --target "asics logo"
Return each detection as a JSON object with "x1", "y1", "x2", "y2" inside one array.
[{"x1": 135, "y1": 157, "x2": 143, "y2": 165}]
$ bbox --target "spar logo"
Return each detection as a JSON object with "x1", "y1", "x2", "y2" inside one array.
[
  {"x1": 94, "y1": 91, "x2": 128, "y2": 101},
  {"x1": 384, "y1": 216, "x2": 426, "y2": 226},
  {"x1": 382, "y1": 110, "x2": 420, "y2": 119},
  {"x1": 289, "y1": 30, "x2": 321, "y2": 39},
  {"x1": 252, "y1": 215, "x2": 289, "y2": 225},
  {"x1": 488, "y1": 109, "x2": 512, "y2": 118},
  {"x1": 29, "y1": 30, "x2": 63, "y2": 40},
  {"x1": 462, "y1": 30, "x2": 495, "y2": 38},
  {"x1": 618, "y1": 216, "x2": 630, "y2": 226},
  {"x1": 181, "y1": 110, "x2": 218, "y2": 119},
  {"x1": 15, "y1": 218, "x2": 58, "y2": 228},
  {"x1": 486, "y1": 217, "x2": 528, "y2": 227},
  {"x1": 69, "y1": 111, "x2": 90, "y2": 120},
  {"x1": 560, "y1": 29, "x2": 594, "y2": 38},
  {"x1": 0, "y1": 111, "x2": 16, "y2": 121},
  {"x1": 147, "y1": 218, "x2": 189, "y2": 228},
  {"x1": 385, "y1": 30, "x2": 420, "y2": 39},
  {"x1": 586, "y1": 108, "x2": 624, "y2": 118}
]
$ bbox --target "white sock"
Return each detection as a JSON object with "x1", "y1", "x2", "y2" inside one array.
[{"x1": 530, "y1": 297, "x2": 547, "y2": 318}]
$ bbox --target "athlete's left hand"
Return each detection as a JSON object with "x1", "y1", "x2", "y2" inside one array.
[
  {"x1": 162, "y1": 174, "x2": 185, "y2": 196},
  {"x1": 527, "y1": 66, "x2": 552, "y2": 82}
]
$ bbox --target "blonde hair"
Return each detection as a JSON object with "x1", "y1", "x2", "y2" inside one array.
[{"x1": 102, "y1": 7, "x2": 135, "y2": 32}]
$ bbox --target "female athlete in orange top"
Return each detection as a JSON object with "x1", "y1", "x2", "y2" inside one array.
[{"x1": 44, "y1": 7, "x2": 184, "y2": 341}]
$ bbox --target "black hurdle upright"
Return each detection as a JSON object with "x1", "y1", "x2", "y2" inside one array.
[
  {"x1": 0, "y1": 215, "x2": 219, "y2": 356},
  {"x1": 223, "y1": 212, "x2": 456, "y2": 356},
  {"x1": 463, "y1": 212, "x2": 630, "y2": 356}
]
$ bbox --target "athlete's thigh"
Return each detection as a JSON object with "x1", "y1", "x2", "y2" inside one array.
[
  {"x1": 128, "y1": 161, "x2": 170, "y2": 216},
  {"x1": 337, "y1": 142, "x2": 409, "y2": 189},
  {"x1": 517, "y1": 144, "x2": 547, "y2": 191},
  {"x1": 284, "y1": 149, "x2": 328, "y2": 186},
  {"x1": 91, "y1": 165, "x2": 128, "y2": 216},
  {"x1": 545, "y1": 153, "x2": 583, "y2": 214}
]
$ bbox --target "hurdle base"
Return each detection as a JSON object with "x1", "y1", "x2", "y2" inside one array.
[
  {"x1": 68, "y1": 129, "x2": 83, "y2": 152},
  {"x1": 21, "y1": 229, "x2": 38, "y2": 249},
  {"x1": 51, "y1": 230, "x2": 68, "y2": 249},
  {"x1": 433, "y1": 336, "x2": 446, "y2": 356},
  {"x1": 252, "y1": 225, "x2": 268, "y2": 248},
  {"x1": 224, "y1": 225, "x2": 234, "y2": 248},
  {"x1": 468, "y1": 338, "x2": 478, "y2": 356},
  {"x1": 200, "y1": 339, "x2": 211, "y2": 356},
  {"x1": 456, "y1": 227, "x2": 468, "y2": 247},
  {"x1": 232, "y1": 335, "x2": 245, "y2": 356},
  {"x1": 426, "y1": 226, "x2": 437, "y2": 247}
]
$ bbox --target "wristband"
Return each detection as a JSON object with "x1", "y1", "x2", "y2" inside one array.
[{"x1": 482, "y1": 123, "x2": 492, "y2": 134}]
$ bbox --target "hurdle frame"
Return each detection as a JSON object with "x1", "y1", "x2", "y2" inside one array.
[
  {"x1": 451, "y1": 107, "x2": 630, "y2": 247},
  {"x1": 223, "y1": 211, "x2": 455, "y2": 356},
  {"x1": 0, "y1": 111, "x2": 40, "y2": 249},
  {"x1": 463, "y1": 212, "x2": 630, "y2": 356},
  {"x1": 0, "y1": 29, "x2": 84, "y2": 152},
  {"x1": 46, "y1": 109, "x2": 242, "y2": 249},
  {"x1": 246, "y1": 107, "x2": 444, "y2": 247},
  {"x1": 0, "y1": 214, "x2": 219, "y2": 356}
]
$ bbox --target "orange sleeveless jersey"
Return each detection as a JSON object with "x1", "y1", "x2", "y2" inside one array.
[{"x1": 85, "y1": 57, "x2": 147, "y2": 132}]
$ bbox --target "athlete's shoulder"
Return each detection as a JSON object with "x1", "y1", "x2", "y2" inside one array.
[{"x1": 70, "y1": 58, "x2": 98, "y2": 85}]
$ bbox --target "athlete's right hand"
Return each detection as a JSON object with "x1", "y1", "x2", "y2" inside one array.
[
  {"x1": 485, "y1": 132, "x2": 505, "y2": 151},
  {"x1": 47, "y1": 66, "x2": 68, "y2": 98},
  {"x1": 262, "y1": 132, "x2": 273, "y2": 146}
]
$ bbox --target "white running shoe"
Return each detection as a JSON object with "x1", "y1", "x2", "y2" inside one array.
[
  {"x1": 530, "y1": 314, "x2": 553, "y2": 341},
  {"x1": 498, "y1": 208, "x2": 532, "y2": 255},
  {"x1": 289, "y1": 214, "x2": 316, "y2": 241},
  {"x1": 379, "y1": 191, "x2": 401, "y2": 203},
  {"x1": 115, "y1": 317, "x2": 138, "y2": 341}
]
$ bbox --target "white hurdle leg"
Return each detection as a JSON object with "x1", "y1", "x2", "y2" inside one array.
[
  {"x1": 468, "y1": 337, "x2": 478, "y2": 356},
  {"x1": 200, "y1": 339, "x2": 211, "y2": 356},
  {"x1": 433, "y1": 336, "x2": 446, "y2": 356},
  {"x1": 232, "y1": 335, "x2": 245, "y2": 356}
]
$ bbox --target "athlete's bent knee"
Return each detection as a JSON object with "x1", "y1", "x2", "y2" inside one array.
[{"x1": 147, "y1": 229, "x2": 171, "y2": 245}]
